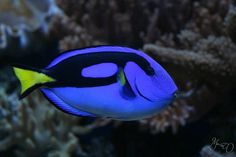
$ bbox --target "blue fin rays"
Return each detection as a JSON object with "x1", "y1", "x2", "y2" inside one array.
[{"x1": 40, "y1": 88, "x2": 96, "y2": 117}]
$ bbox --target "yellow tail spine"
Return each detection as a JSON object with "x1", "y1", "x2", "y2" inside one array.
[{"x1": 13, "y1": 67, "x2": 55, "y2": 95}]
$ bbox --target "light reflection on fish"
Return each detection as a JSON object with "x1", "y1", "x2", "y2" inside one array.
[{"x1": 13, "y1": 46, "x2": 177, "y2": 120}]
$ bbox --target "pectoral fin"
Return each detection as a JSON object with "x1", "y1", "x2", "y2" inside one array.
[{"x1": 117, "y1": 68, "x2": 136, "y2": 99}]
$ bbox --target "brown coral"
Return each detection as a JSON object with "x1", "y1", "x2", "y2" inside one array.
[
  {"x1": 140, "y1": 100, "x2": 194, "y2": 134},
  {"x1": 143, "y1": 43, "x2": 236, "y2": 81},
  {"x1": 48, "y1": 15, "x2": 97, "y2": 52},
  {"x1": 0, "y1": 0, "x2": 63, "y2": 63},
  {"x1": 0, "y1": 86, "x2": 112, "y2": 157},
  {"x1": 0, "y1": 88, "x2": 80, "y2": 157}
]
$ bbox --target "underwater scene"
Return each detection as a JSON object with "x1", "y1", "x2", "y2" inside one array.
[{"x1": 0, "y1": 0, "x2": 236, "y2": 157}]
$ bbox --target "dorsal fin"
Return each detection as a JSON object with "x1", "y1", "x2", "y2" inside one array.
[{"x1": 46, "y1": 46, "x2": 147, "y2": 69}]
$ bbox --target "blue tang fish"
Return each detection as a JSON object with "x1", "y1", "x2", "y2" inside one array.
[{"x1": 13, "y1": 46, "x2": 177, "y2": 120}]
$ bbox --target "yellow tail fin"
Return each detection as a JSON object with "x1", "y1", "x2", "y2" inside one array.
[{"x1": 13, "y1": 67, "x2": 55, "y2": 97}]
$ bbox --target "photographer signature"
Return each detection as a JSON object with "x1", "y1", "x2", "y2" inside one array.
[{"x1": 210, "y1": 137, "x2": 234, "y2": 153}]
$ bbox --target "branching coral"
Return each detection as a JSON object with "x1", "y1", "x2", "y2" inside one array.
[
  {"x1": 143, "y1": 42, "x2": 236, "y2": 81},
  {"x1": 0, "y1": 0, "x2": 62, "y2": 59},
  {"x1": 0, "y1": 88, "x2": 80, "y2": 157},
  {"x1": 0, "y1": 0, "x2": 61, "y2": 31},
  {"x1": 140, "y1": 101, "x2": 194, "y2": 134},
  {"x1": 48, "y1": 15, "x2": 96, "y2": 52},
  {"x1": 0, "y1": 82, "x2": 112, "y2": 157},
  {"x1": 140, "y1": 0, "x2": 236, "y2": 134}
]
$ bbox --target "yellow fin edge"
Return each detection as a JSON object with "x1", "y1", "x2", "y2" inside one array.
[{"x1": 119, "y1": 68, "x2": 126, "y2": 86}]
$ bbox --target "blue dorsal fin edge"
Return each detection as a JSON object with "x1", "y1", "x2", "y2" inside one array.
[
  {"x1": 40, "y1": 88, "x2": 96, "y2": 117},
  {"x1": 46, "y1": 46, "x2": 142, "y2": 69}
]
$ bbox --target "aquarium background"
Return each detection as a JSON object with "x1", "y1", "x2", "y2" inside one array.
[{"x1": 0, "y1": 0, "x2": 236, "y2": 157}]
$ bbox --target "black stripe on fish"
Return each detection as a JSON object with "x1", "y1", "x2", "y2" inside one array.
[{"x1": 46, "y1": 52, "x2": 154, "y2": 88}]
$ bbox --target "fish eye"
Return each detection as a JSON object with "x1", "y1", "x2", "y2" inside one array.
[{"x1": 146, "y1": 66, "x2": 155, "y2": 76}]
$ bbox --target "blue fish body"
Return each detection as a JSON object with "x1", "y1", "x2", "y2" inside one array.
[{"x1": 13, "y1": 46, "x2": 177, "y2": 120}]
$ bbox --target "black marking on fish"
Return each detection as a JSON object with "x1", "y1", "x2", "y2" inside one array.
[{"x1": 46, "y1": 51, "x2": 154, "y2": 88}]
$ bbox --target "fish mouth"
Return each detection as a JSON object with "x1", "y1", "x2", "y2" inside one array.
[{"x1": 162, "y1": 90, "x2": 177, "y2": 102}]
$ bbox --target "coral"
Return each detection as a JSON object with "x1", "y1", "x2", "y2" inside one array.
[
  {"x1": 185, "y1": 1, "x2": 229, "y2": 37},
  {"x1": 143, "y1": 42, "x2": 236, "y2": 80},
  {"x1": 0, "y1": 88, "x2": 80, "y2": 157},
  {"x1": 139, "y1": 0, "x2": 234, "y2": 134},
  {"x1": 0, "y1": 79, "x2": 112, "y2": 157},
  {"x1": 140, "y1": 100, "x2": 194, "y2": 134},
  {"x1": 48, "y1": 15, "x2": 98, "y2": 52},
  {"x1": 140, "y1": 0, "x2": 236, "y2": 134},
  {"x1": 56, "y1": 0, "x2": 230, "y2": 46},
  {"x1": 142, "y1": 35, "x2": 236, "y2": 133},
  {"x1": 0, "y1": 0, "x2": 61, "y2": 31},
  {"x1": 0, "y1": 0, "x2": 62, "y2": 60}
]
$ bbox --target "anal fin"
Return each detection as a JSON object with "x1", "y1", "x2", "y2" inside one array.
[{"x1": 40, "y1": 88, "x2": 96, "y2": 117}]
